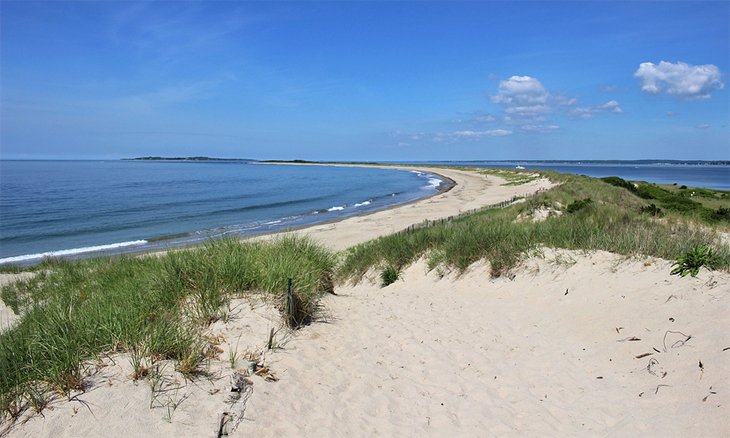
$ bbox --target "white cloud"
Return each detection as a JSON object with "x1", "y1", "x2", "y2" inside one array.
[
  {"x1": 635, "y1": 61, "x2": 724, "y2": 99},
  {"x1": 453, "y1": 129, "x2": 512, "y2": 138},
  {"x1": 570, "y1": 100, "x2": 623, "y2": 119},
  {"x1": 695, "y1": 124, "x2": 711, "y2": 129},
  {"x1": 491, "y1": 76, "x2": 551, "y2": 117},
  {"x1": 488, "y1": 75, "x2": 622, "y2": 135},
  {"x1": 390, "y1": 128, "x2": 512, "y2": 145},
  {"x1": 519, "y1": 124, "x2": 560, "y2": 134}
]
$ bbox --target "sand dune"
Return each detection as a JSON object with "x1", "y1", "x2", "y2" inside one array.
[
  {"x1": 239, "y1": 253, "x2": 729, "y2": 436},
  {"x1": 7, "y1": 252, "x2": 728, "y2": 437}
]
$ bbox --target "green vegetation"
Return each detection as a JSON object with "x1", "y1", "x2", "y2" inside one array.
[
  {"x1": 338, "y1": 172, "x2": 730, "y2": 281},
  {"x1": 0, "y1": 236, "x2": 333, "y2": 419},
  {"x1": 380, "y1": 265, "x2": 400, "y2": 287},
  {"x1": 671, "y1": 245, "x2": 723, "y2": 277},
  {"x1": 640, "y1": 203, "x2": 663, "y2": 217},
  {"x1": 456, "y1": 167, "x2": 543, "y2": 186},
  {"x1": 565, "y1": 198, "x2": 593, "y2": 213},
  {"x1": 602, "y1": 176, "x2": 730, "y2": 224}
]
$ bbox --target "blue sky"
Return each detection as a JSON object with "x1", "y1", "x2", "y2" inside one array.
[{"x1": 1, "y1": 1, "x2": 728, "y2": 161}]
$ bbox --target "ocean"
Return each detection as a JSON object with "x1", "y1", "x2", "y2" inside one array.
[
  {"x1": 1, "y1": 160, "x2": 727, "y2": 265},
  {"x1": 0, "y1": 161, "x2": 444, "y2": 264}
]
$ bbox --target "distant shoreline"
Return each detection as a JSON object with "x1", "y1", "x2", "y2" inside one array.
[{"x1": 118, "y1": 157, "x2": 730, "y2": 166}]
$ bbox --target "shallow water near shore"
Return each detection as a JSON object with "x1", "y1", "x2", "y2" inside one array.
[{"x1": 0, "y1": 161, "x2": 444, "y2": 264}]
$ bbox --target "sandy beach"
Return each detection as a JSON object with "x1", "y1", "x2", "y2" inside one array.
[
  {"x1": 2, "y1": 167, "x2": 729, "y2": 437},
  {"x1": 257, "y1": 165, "x2": 553, "y2": 250}
]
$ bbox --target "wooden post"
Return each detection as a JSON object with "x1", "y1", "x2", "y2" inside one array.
[{"x1": 286, "y1": 278, "x2": 293, "y2": 327}]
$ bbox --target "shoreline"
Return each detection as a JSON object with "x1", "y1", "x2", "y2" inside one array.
[
  {"x1": 0, "y1": 165, "x2": 456, "y2": 266},
  {"x1": 0, "y1": 163, "x2": 550, "y2": 265},
  {"x1": 251, "y1": 163, "x2": 552, "y2": 250}
]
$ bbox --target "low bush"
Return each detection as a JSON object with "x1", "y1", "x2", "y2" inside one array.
[
  {"x1": 380, "y1": 265, "x2": 400, "y2": 287},
  {"x1": 640, "y1": 203, "x2": 663, "y2": 217},
  {"x1": 566, "y1": 198, "x2": 593, "y2": 213},
  {"x1": 671, "y1": 245, "x2": 723, "y2": 277}
]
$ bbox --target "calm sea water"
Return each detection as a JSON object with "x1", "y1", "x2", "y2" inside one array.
[
  {"x1": 420, "y1": 161, "x2": 730, "y2": 190},
  {"x1": 1, "y1": 160, "x2": 727, "y2": 265},
  {"x1": 0, "y1": 161, "x2": 443, "y2": 264}
]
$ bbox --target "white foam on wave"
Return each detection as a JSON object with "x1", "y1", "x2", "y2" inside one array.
[
  {"x1": 0, "y1": 240, "x2": 149, "y2": 264},
  {"x1": 425, "y1": 177, "x2": 442, "y2": 189},
  {"x1": 353, "y1": 200, "x2": 372, "y2": 208},
  {"x1": 327, "y1": 205, "x2": 345, "y2": 212},
  {"x1": 263, "y1": 220, "x2": 282, "y2": 225}
]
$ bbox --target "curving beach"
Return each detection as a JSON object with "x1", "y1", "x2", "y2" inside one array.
[{"x1": 257, "y1": 165, "x2": 554, "y2": 250}]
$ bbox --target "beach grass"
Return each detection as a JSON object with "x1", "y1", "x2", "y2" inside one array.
[
  {"x1": 0, "y1": 236, "x2": 334, "y2": 420},
  {"x1": 338, "y1": 172, "x2": 730, "y2": 281}
]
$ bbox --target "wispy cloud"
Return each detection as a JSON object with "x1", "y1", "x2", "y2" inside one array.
[
  {"x1": 452, "y1": 129, "x2": 513, "y2": 138},
  {"x1": 695, "y1": 123, "x2": 711, "y2": 129},
  {"x1": 569, "y1": 100, "x2": 622, "y2": 119},
  {"x1": 635, "y1": 61, "x2": 724, "y2": 99},
  {"x1": 110, "y1": 80, "x2": 224, "y2": 114},
  {"x1": 518, "y1": 124, "x2": 560, "y2": 134},
  {"x1": 390, "y1": 128, "x2": 512, "y2": 146}
]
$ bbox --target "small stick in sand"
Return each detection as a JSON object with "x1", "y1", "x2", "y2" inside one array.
[
  {"x1": 635, "y1": 352, "x2": 653, "y2": 359},
  {"x1": 655, "y1": 384, "x2": 671, "y2": 395},
  {"x1": 699, "y1": 360, "x2": 704, "y2": 380},
  {"x1": 217, "y1": 412, "x2": 230, "y2": 437},
  {"x1": 662, "y1": 330, "x2": 692, "y2": 352},
  {"x1": 267, "y1": 327, "x2": 275, "y2": 350}
]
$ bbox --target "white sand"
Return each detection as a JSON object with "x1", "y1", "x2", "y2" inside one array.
[{"x1": 4, "y1": 167, "x2": 729, "y2": 436}]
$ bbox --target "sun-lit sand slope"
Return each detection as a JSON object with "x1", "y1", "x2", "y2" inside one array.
[
  {"x1": 8, "y1": 252, "x2": 728, "y2": 437},
  {"x1": 260, "y1": 166, "x2": 554, "y2": 250},
  {"x1": 240, "y1": 253, "x2": 729, "y2": 436}
]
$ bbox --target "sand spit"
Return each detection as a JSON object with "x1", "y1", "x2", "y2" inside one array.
[
  {"x1": 257, "y1": 165, "x2": 554, "y2": 250},
  {"x1": 6, "y1": 251, "x2": 729, "y2": 437}
]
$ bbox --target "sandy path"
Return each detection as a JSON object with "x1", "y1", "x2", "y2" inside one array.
[{"x1": 257, "y1": 165, "x2": 553, "y2": 250}]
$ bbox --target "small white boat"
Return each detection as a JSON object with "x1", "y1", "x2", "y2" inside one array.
[{"x1": 515, "y1": 165, "x2": 526, "y2": 170}]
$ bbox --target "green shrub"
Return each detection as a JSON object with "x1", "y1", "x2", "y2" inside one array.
[
  {"x1": 566, "y1": 198, "x2": 593, "y2": 213},
  {"x1": 712, "y1": 207, "x2": 730, "y2": 222},
  {"x1": 640, "y1": 203, "x2": 663, "y2": 217},
  {"x1": 380, "y1": 265, "x2": 400, "y2": 287},
  {"x1": 601, "y1": 176, "x2": 637, "y2": 193},
  {"x1": 671, "y1": 245, "x2": 722, "y2": 277}
]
